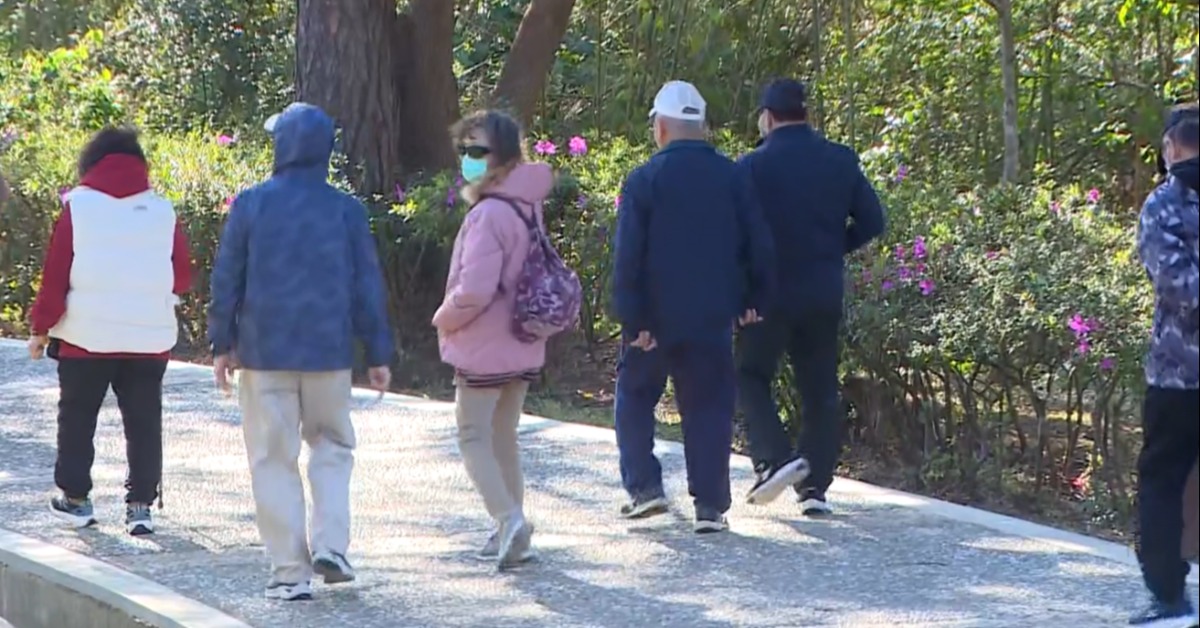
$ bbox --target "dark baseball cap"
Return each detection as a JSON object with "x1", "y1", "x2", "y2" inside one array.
[
  {"x1": 758, "y1": 79, "x2": 808, "y2": 119},
  {"x1": 1163, "y1": 102, "x2": 1199, "y2": 137}
]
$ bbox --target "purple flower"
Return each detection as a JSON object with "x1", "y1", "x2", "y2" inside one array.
[
  {"x1": 568, "y1": 136, "x2": 588, "y2": 157},
  {"x1": 216, "y1": 134, "x2": 236, "y2": 147},
  {"x1": 862, "y1": 268, "x2": 873, "y2": 282},
  {"x1": 894, "y1": 244, "x2": 907, "y2": 261},
  {"x1": 534, "y1": 140, "x2": 557, "y2": 155},
  {"x1": 615, "y1": 195, "x2": 622, "y2": 209},
  {"x1": 59, "y1": 186, "x2": 71, "y2": 203},
  {"x1": 446, "y1": 187, "x2": 457, "y2": 207},
  {"x1": 913, "y1": 236, "x2": 927, "y2": 260},
  {"x1": 576, "y1": 194, "x2": 587, "y2": 207},
  {"x1": 915, "y1": 262, "x2": 927, "y2": 275},
  {"x1": 918, "y1": 278, "x2": 936, "y2": 296},
  {"x1": 394, "y1": 184, "x2": 406, "y2": 203},
  {"x1": 222, "y1": 196, "x2": 234, "y2": 211},
  {"x1": 897, "y1": 265, "x2": 913, "y2": 281},
  {"x1": 894, "y1": 164, "x2": 909, "y2": 183},
  {"x1": 1076, "y1": 339, "x2": 1091, "y2": 355},
  {"x1": 1050, "y1": 200, "x2": 1062, "y2": 214},
  {"x1": 881, "y1": 279, "x2": 895, "y2": 292},
  {"x1": 1067, "y1": 313, "x2": 1093, "y2": 337},
  {"x1": 1086, "y1": 188, "x2": 1101, "y2": 204},
  {"x1": 1099, "y1": 357, "x2": 1115, "y2": 371},
  {"x1": 985, "y1": 250, "x2": 1000, "y2": 261}
]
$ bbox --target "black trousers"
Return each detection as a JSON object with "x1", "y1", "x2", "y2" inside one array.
[
  {"x1": 55, "y1": 357, "x2": 168, "y2": 504},
  {"x1": 735, "y1": 308, "x2": 843, "y2": 498},
  {"x1": 1137, "y1": 386, "x2": 1199, "y2": 604}
]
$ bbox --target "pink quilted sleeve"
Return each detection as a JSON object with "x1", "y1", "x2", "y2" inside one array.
[{"x1": 432, "y1": 207, "x2": 506, "y2": 332}]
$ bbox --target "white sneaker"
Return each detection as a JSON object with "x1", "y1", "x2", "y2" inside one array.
[
  {"x1": 477, "y1": 525, "x2": 537, "y2": 563},
  {"x1": 264, "y1": 581, "x2": 313, "y2": 601},
  {"x1": 313, "y1": 551, "x2": 356, "y2": 584},
  {"x1": 497, "y1": 515, "x2": 533, "y2": 570}
]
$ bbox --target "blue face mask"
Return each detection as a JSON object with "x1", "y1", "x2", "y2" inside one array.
[{"x1": 460, "y1": 156, "x2": 488, "y2": 183}]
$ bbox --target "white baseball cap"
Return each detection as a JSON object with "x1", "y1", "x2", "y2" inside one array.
[{"x1": 649, "y1": 81, "x2": 707, "y2": 122}]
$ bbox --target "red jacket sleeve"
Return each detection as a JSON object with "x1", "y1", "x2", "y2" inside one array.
[
  {"x1": 172, "y1": 222, "x2": 193, "y2": 295},
  {"x1": 30, "y1": 206, "x2": 74, "y2": 335}
]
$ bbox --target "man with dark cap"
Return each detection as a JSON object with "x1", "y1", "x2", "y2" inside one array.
[
  {"x1": 735, "y1": 78, "x2": 885, "y2": 514},
  {"x1": 1127, "y1": 102, "x2": 1199, "y2": 628}
]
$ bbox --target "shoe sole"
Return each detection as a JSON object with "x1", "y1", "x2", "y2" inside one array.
[
  {"x1": 314, "y1": 558, "x2": 356, "y2": 584},
  {"x1": 800, "y1": 498, "x2": 833, "y2": 517},
  {"x1": 693, "y1": 520, "x2": 729, "y2": 534},
  {"x1": 127, "y1": 521, "x2": 154, "y2": 536},
  {"x1": 621, "y1": 497, "x2": 669, "y2": 519},
  {"x1": 1133, "y1": 616, "x2": 1199, "y2": 628},
  {"x1": 746, "y1": 458, "x2": 811, "y2": 506},
  {"x1": 265, "y1": 587, "x2": 314, "y2": 601},
  {"x1": 49, "y1": 505, "x2": 97, "y2": 529}
]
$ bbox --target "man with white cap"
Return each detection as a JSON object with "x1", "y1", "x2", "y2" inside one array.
[
  {"x1": 208, "y1": 102, "x2": 393, "y2": 601},
  {"x1": 612, "y1": 81, "x2": 776, "y2": 532}
]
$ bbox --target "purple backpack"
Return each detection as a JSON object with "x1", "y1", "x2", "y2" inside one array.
[{"x1": 486, "y1": 195, "x2": 582, "y2": 343}]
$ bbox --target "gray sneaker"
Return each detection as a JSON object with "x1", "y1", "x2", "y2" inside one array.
[
  {"x1": 49, "y1": 495, "x2": 97, "y2": 528},
  {"x1": 313, "y1": 551, "x2": 355, "y2": 584},
  {"x1": 497, "y1": 516, "x2": 534, "y2": 571},
  {"x1": 476, "y1": 525, "x2": 537, "y2": 563},
  {"x1": 125, "y1": 503, "x2": 154, "y2": 536}
]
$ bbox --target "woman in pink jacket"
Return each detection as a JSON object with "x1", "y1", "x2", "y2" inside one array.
[{"x1": 433, "y1": 110, "x2": 553, "y2": 569}]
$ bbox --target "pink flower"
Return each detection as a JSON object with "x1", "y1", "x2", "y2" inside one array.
[
  {"x1": 913, "y1": 236, "x2": 928, "y2": 260},
  {"x1": 223, "y1": 196, "x2": 234, "y2": 210},
  {"x1": 894, "y1": 164, "x2": 909, "y2": 183},
  {"x1": 534, "y1": 140, "x2": 557, "y2": 155},
  {"x1": 881, "y1": 279, "x2": 895, "y2": 292},
  {"x1": 568, "y1": 136, "x2": 588, "y2": 157},
  {"x1": 1076, "y1": 339, "x2": 1091, "y2": 355},
  {"x1": 58, "y1": 186, "x2": 70, "y2": 203},
  {"x1": 915, "y1": 262, "x2": 927, "y2": 275},
  {"x1": 216, "y1": 134, "x2": 236, "y2": 147},
  {"x1": 985, "y1": 250, "x2": 1000, "y2": 260},
  {"x1": 615, "y1": 195, "x2": 622, "y2": 209},
  {"x1": 1067, "y1": 313, "x2": 1093, "y2": 337},
  {"x1": 394, "y1": 184, "x2": 405, "y2": 203},
  {"x1": 894, "y1": 244, "x2": 907, "y2": 261},
  {"x1": 1099, "y1": 357, "x2": 1115, "y2": 371},
  {"x1": 1086, "y1": 188, "x2": 1100, "y2": 204},
  {"x1": 897, "y1": 265, "x2": 913, "y2": 281},
  {"x1": 862, "y1": 269, "x2": 873, "y2": 282},
  {"x1": 1050, "y1": 200, "x2": 1061, "y2": 214},
  {"x1": 918, "y1": 278, "x2": 936, "y2": 295}
]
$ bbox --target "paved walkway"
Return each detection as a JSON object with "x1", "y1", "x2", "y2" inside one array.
[{"x1": 0, "y1": 340, "x2": 1193, "y2": 627}]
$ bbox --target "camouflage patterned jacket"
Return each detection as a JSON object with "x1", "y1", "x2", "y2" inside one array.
[{"x1": 1136, "y1": 175, "x2": 1200, "y2": 390}]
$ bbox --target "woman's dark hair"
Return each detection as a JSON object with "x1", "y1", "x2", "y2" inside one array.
[{"x1": 77, "y1": 126, "x2": 146, "y2": 178}]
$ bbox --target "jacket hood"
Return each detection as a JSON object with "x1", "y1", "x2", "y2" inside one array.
[
  {"x1": 269, "y1": 103, "x2": 335, "y2": 175},
  {"x1": 490, "y1": 162, "x2": 554, "y2": 204},
  {"x1": 1169, "y1": 156, "x2": 1199, "y2": 194},
  {"x1": 79, "y1": 154, "x2": 151, "y2": 198}
]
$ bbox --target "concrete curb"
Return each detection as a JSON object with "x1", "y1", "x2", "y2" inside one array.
[{"x1": 0, "y1": 528, "x2": 250, "y2": 628}]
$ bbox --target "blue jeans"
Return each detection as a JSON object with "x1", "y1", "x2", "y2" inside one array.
[{"x1": 613, "y1": 331, "x2": 736, "y2": 513}]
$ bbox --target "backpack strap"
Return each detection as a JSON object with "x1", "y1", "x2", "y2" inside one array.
[{"x1": 480, "y1": 194, "x2": 539, "y2": 232}]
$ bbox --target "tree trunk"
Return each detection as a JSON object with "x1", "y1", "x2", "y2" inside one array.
[
  {"x1": 992, "y1": 0, "x2": 1020, "y2": 183},
  {"x1": 296, "y1": 0, "x2": 402, "y2": 194},
  {"x1": 492, "y1": 0, "x2": 578, "y2": 126},
  {"x1": 396, "y1": 0, "x2": 460, "y2": 175}
]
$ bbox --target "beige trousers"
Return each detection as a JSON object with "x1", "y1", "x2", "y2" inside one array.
[
  {"x1": 455, "y1": 381, "x2": 529, "y2": 522},
  {"x1": 239, "y1": 369, "x2": 355, "y2": 584}
]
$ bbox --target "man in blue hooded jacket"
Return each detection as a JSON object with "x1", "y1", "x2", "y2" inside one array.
[{"x1": 208, "y1": 102, "x2": 394, "y2": 601}]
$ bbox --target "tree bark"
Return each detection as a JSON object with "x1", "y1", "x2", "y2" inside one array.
[
  {"x1": 396, "y1": 0, "x2": 460, "y2": 175},
  {"x1": 491, "y1": 0, "x2": 577, "y2": 126},
  {"x1": 990, "y1": 0, "x2": 1021, "y2": 183},
  {"x1": 296, "y1": 0, "x2": 401, "y2": 194}
]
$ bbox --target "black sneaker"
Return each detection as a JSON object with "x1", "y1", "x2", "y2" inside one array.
[
  {"x1": 125, "y1": 503, "x2": 154, "y2": 536},
  {"x1": 746, "y1": 457, "x2": 811, "y2": 506},
  {"x1": 49, "y1": 495, "x2": 97, "y2": 528},
  {"x1": 1127, "y1": 596, "x2": 1199, "y2": 627},
  {"x1": 693, "y1": 504, "x2": 728, "y2": 534},
  {"x1": 619, "y1": 493, "x2": 669, "y2": 519},
  {"x1": 798, "y1": 490, "x2": 833, "y2": 517}
]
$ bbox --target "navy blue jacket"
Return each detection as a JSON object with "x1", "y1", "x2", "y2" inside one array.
[
  {"x1": 208, "y1": 104, "x2": 394, "y2": 370},
  {"x1": 613, "y1": 140, "x2": 775, "y2": 347},
  {"x1": 738, "y1": 125, "x2": 885, "y2": 313}
]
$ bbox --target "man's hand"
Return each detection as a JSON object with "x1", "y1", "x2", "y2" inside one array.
[
  {"x1": 629, "y1": 330, "x2": 657, "y2": 351},
  {"x1": 738, "y1": 309, "x2": 763, "y2": 327},
  {"x1": 213, "y1": 352, "x2": 240, "y2": 396},
  {"x1": 368, "y1": 366, "x2": 391, "y2": 393},
  {"x1": 27, "y1": 335, "x2": 48, "y2": 360}
]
